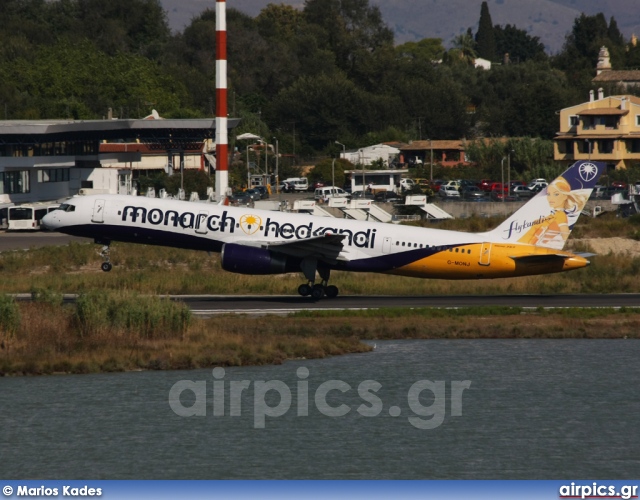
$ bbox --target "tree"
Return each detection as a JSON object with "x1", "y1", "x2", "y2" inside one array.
[
  {"x1": 554, "y1": 13, "x2": 626, "y2": 74},
  {"x1": 447, "y1": 29, "x2": 477, "y2": 66},
  {"x1": 494, "y1": 24, "x2": 547, "y2": 63},
  {"x1": 256, "y1": 4, "x2": 304, "y2": 42},
  {"x1": 302, "y1": 0, "x2": 394, "y2": 85},
  {"x1": 396, "y1": 39, "x2": 445, "y2": 62},
  {"x1": 308, "y1": 158, "x2": 353, "y2": 186},
  {"x1": 475, "y1": 1, "x2": 496, "y2": 61}
]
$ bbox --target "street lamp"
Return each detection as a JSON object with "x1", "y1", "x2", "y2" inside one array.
[
  {"x1": 501, "y1": 156, "x2": 506, "y2": 203},
  {"x1": 429, "y1": 138, "x2": 434, "y2": 182},
  {"x1": 263, "y1": 138, "x2": 268, "y2": 187},
  {"x1": 507, "y1": 149, "x2": 514, "y2": 194},
  {"x1": 335, "y1": 141, "x2": 346, "y2": 189},
  {"x1": 331, "y1": 158, "x2": 336, "y2": 192},
  {"x1": 273, "y1": 137, "x2": 279, "y2": 194}
]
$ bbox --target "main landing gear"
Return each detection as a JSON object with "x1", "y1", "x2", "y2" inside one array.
[
  {"x1": 297, "y1": 258, "x2": 339, "y2": 299},
  {"x1": 97, "y1": 240, "x2": 112, "y2": 272}
]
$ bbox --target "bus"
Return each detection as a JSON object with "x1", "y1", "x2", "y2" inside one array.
[
  {"x1": 0, "y1": 203, "x2": 14, "y2": 230},
  {"x1": 7, "y1": 204, "x2": 59, "y2": 231}
]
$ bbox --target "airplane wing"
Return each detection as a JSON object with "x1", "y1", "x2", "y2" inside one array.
[{"x1": 262, "y1": 233, "x2": 348, "y2": 263}]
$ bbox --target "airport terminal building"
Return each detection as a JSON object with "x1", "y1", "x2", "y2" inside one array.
[{"x1": 0, "y1": 114, "x2": 240, "y2": 207}]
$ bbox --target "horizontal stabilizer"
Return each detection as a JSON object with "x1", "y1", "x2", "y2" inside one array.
[{"x1": 509, "y1": 253, "x2": 573, "y2": 264}]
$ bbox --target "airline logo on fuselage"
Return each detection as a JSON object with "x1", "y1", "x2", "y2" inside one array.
[{"x1": 120, "y1": 206, "x2": 376, "y2": 249}]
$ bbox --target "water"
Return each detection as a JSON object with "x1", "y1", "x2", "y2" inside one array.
[{"x1": 1, "y1": 340, "x2": 639, "y2": 479}]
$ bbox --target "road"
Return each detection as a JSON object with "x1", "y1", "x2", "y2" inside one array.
[{"x1": 0, "y1": 231, "x2": 90, "y2": 252}]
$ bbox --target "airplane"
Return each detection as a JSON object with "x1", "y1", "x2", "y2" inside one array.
[{"x1": 42, "y1": 160, "x2": 604, "y2": 299}]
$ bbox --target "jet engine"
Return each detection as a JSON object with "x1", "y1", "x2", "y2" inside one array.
[{"x1": 221, "y1": 243, "x2": 296, "y2": 275}]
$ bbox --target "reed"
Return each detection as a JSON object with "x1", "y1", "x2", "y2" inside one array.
[{"x1": 1, "y1": 295, "x2": 638, "y2": 376}]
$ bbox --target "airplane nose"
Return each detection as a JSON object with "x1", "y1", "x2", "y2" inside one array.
[{"x1": 41, "y1": 212, "x2": 58, "y2": 231}]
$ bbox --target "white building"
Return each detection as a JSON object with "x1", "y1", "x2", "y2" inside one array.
[
  {"x1": 0, "y1": 116, "x2": 238, "y2": 205},
  {"x1": 339, "y1": 143, "x2": 400, "y2": 166}
]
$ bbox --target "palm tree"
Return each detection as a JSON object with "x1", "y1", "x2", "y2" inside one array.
[{"x1": 450, "y1": 30, "x2": 478, "y2": 65}]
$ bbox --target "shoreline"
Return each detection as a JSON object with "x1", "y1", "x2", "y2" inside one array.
[{"x1": 1, "y1": 307, "x2": 638, "y2": 377}]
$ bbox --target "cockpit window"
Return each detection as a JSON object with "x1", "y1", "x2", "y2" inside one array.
[{"x1": 57, "y1": 203, "x2": 75, "y2": 212}]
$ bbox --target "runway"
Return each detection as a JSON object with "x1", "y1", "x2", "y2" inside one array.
[
  {"x1": 175, "y1": 293, "x2": 640, "y2": 317},
  {"x1": 4, "y1": 233, "x2": 640, "y2": 315},
  {"x1": 0, "y1": 232, "x2": 90, "y2": 252}
]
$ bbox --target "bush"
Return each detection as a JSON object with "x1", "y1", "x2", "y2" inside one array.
[
  {"x1": 75, "y1": 290, "x2": 191, "y2": 339},
  {"x1": 0, "y1": 294, "x2": 20, "y2": 336}
]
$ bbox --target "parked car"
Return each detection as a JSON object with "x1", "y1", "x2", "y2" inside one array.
[
  {"x1": 430, "y1": 180, "x2": 444, "y2": 192},
  {"x1": 351, "y1": 191, "x2": 375, "y2": 200},
  {"x1": 490, "y1": 182, "x2": 509, "y2": 194},
  {"x1": 279, "y1": 177, "x2": 309, "y2": 192},
  {"x1": 314, "y1": 186, "x2": 350, "y2": 202},
  {"x1": 478, "y1": 179, "x2": 493, "y2": 192},
  {"x1": 399, "y1": 178, "x2": 416, "y2": 191},
  {"x1": 244, "y1": 189, "x2": 262, "y2": 201},
  {"x1": 439, "y1": 185, "x2": 461, "y2": 199},
  {"x1": 374, "y1": 191, "x2": 401, "y2": 202},
  {"x1": 309, "y1": 180, "x2": 326, "y2": 192},
  {"x1": 491, "y1": 191, "x2": 518, "y2": 202},
  {"x1": 512, "y1": 185, "x2": 534, "y2": 199},
  {"x1": 461, "y1": 185, "x2": 487, "y2": 201},
  {"x1": 442, "y1": 180, "x2": 462, "y2": 191},
  {"x1": 228, "y1": 191, "x2": 252, "y2": 206},
  {"x1": 528, "y1": 178, "x2": 547, "y2": 190},
  {"x1": 529, "y1": 182, "x2": 548, "y2": 193},
  {"x1": 253, "y1": 185, "x2": 269, "y2": 199}
]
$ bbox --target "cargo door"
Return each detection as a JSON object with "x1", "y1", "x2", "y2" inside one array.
[
  {"x1": 479, "y1": 242, "x2": 492, "y2": 266},
  {"x1": 92, "y1": 199, "x2": 105, "y2": 223}
]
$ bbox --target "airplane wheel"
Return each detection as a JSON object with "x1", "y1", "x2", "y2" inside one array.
[
  {"x1": 311, "y1": 284, "x2": 324, "y2": 299},
  {"x1": 325, "y1": 285, "x2": 339, "y2": 298},
  {"x1": 101, "y1": 262, "x2": 112, "y2": 272},
  {"x1": 298, "y1": 284, "x2": 311, "y2": 297}
]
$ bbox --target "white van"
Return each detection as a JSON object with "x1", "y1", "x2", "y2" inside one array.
[
  {"x1": 280, "y1": 177, "x2": 309, "y2": 192},
  {"x1": 314, "y1": 186, "x2": 350, "y2": 202}
]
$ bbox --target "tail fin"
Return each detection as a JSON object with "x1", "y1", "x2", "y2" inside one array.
[{"x1": 483, "y1": 160, "x2": 605, "y2": 250}]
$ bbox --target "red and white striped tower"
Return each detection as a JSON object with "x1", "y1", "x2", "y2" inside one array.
[{"x1": 215, "y1": 0, "x2": 229, "y2": 199}]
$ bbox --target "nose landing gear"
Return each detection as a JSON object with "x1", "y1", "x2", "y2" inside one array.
[{"x1": 97, "y1": 241, "x2": 112, "y2": 272}]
